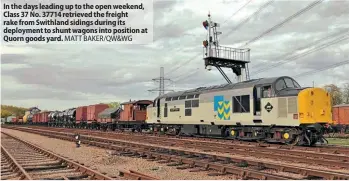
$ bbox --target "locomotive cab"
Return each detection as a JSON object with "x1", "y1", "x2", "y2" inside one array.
[{"x1": 251, "y1": 76, "x2": 331, "y2": 146}]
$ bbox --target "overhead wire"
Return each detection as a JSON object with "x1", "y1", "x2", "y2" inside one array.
[
  {"x1": 188, "y1": 31, "x2": 349, "y2": 88},
  {"x1": 238, "y1": 0, "x2": 324, "y2": 48},
  {"x1": 252, "y1": 33, "x2": 349, "y2": 76},
  {"x1": 249, "y1": 28, "x2": 349, "y2": 70},
  {"x1": 174, "y1": 0, "x2": 320, "y2": 83},
  {"x1": 293, "y1": 59, "x2": 349, "y2": 78},
  {"x1": 170, "y1": 0, "x2": 273, "y2": 81},
  {"x1": 178, "y1": 0, "x2": 332, "y2": 84}
]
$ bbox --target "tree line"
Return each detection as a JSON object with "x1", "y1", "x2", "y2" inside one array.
[
  {"x1": 324, "y1": 83, "x2": 349, "y2": 106},
  {"x1": 1, "y1": 105, "x2": 28, "y2": 118}
]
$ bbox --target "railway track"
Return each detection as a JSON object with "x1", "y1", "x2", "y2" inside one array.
[
  {"x1": 9, "y1": 126, "x2": 349, "y2": 168},
  {"x1": 10, "y1": 125, "x2": 349, "y2": 155},
  {"x1": 0, "y1": 131, "x2": 157, "y2": 180},
  {"x1": 5, "y1": 126, "x2": 349, "y2": 180}
]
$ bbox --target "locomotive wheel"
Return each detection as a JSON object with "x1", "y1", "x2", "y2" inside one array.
[{"x1": 285, "y1": 135, "x2": 300, "y2": 146}]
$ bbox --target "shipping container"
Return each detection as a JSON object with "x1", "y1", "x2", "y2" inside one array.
[
  {"x1": 87, "y1": 104, "x2": 109, "y2": 123},
  {"x1": 120, "y1": 100, "x2": 153, "y2": 121},
  {"x1": 76, "y1": 106, "x2": 88, "y2": 124},
  {"x1": 333, "y1": 104, "x2": 349, "y2": 125}
]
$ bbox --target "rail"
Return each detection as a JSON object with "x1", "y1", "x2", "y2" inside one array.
[
  {"x1": 7, "y1": 127, "x2": 349, "y2": 180},
  {"x1": 1, "y1": 131, "x2": 113, "y2": 180},
  {"x1": 1, "y1": 145, "x2": 32, "y2": 180}
]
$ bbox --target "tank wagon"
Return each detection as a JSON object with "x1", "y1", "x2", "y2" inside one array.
[
  {"x1": 23, "y1": 111, "x2": 30, "y2": 124},
  {"x1": 146, "y1": 76, "x2": 332, "y2": 146}
]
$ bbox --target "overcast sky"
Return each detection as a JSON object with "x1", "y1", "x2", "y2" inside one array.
[{"x1": 1, "y1": 0, "x2": 349, "y2": 110}]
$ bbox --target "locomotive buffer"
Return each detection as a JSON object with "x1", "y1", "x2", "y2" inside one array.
[{"x1": 202, "y1": 13, "x2": 251, "y2": 83}]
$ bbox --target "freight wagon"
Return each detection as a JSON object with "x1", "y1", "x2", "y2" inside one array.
[
  {"x1": 31, "y1": 112, "x2": 51, "y2": 125},
  {"x1": 41, "y1": 100, "x2": 153, "y2": 130},
  {"x1": 6, "y1": 116, "x2": 15, "y2": 123},
  {"x1": 97, "y1": 107, "x2": 121, "y2": 130},
  {"x1": 87, "y1": 104, "x2": 109, "y2": 128},
  {"x1": 76, "y1": 106, "x2": 87, "y2": 127},
  {"x1": 6, "y1": 116, "x2": 23, "y2": 124},
  {"x1": 331, "y1": 104, "x2": 349, "y2": 133}
]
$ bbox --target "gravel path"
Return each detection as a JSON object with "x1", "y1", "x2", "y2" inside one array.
[{"x1": 1, "y1": 128, "x2": 236, "y2": 180}]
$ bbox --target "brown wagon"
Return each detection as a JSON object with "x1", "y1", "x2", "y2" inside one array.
[
  {"x1": 332, "y1": 104, "x2": 349, "y2": 133},
  {"x1": 76, "y1": 106, "x2": 88, "y2": 126},
  {"x1": 87, "y1": 104, "x2": 109, "y2": 128},
  {"x1": 97, "y1": 107, "x2": 122, "y2": 130}
]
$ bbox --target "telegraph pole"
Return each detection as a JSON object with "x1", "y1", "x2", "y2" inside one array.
[{"x1": 148, "y1": 67, "x2": 174, "y2": 96}]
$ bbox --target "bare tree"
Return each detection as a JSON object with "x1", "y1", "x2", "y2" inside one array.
[
  {"x1": 342, "y1": 83, "x2": 349, "y2": 104},
  {"x1": 324, "y1": 84, "x2": 343, "y2": 106}
]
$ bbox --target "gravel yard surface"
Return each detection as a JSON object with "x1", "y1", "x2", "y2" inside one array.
[
  {"x1": 1, "y1": 128, "x2": 237, "y2": 180},
  {"x1": 98, "y1": 135, "x2": 349, "y2": 174}
]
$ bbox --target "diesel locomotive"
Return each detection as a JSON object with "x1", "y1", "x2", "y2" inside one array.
[{"x1": 146, "y1": 76, "x2": 332, "y2": 146}]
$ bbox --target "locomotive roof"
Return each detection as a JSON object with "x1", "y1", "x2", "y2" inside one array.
[{"x1": 157, "y1": 76, "x2": 294, "y2": 99}]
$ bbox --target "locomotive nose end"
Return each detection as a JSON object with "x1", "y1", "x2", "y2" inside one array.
[{"x1": 298, "y1": 87, "x2": 333, "y2": 125}]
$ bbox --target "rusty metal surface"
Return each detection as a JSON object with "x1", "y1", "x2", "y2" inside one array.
[{"x1": 9, "y1": 127, "x2": 349, "y2": 180}]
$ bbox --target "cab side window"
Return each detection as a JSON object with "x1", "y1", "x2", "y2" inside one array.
[{"x1": 262, "y1": 85, "x2": 272, "y2": 98}]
